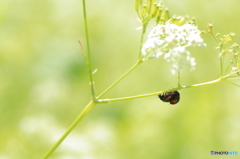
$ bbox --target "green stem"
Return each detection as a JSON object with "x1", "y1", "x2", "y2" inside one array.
[
  {"x1": 138, "y1": 24, "x2": 147, "y2": 59},
  {"x1": 222, "y1": 70, "x2": 239, "y2": 79},
  {"x1": 97, "y1": 10, "x2": 148, "y2": 100},
  {"x1": 224, "y1": 60, "x2": 233, "y2": 75},
  {"x1": 98, "y1": 78, "x2": 222, "y2": 103},
  {"x1": 41, "y1": 101, "x2": 95, "y2": 159},
  {"x1": 220, "y1": 56, "x2": 224, "y2": 76},
  {"x1": 224, "y1": 77, "x2": 240, "y2": 80},
  {"x1": 219, "y1": 45, "x2": 224, "y2": 76},
  {"x1": 97, "y1": 18, "x2": 147, "y2": 100},
  {"x1": 177, "y1": 69, "x2": 181, "y2": 87},
  {"x1": 82, "y1": 0, "x2": 95, "y2": 99},
  {"x1": 211, "y1": 32, "x2": 219, "y2": 43},
  {"x1": 97, "y1": 60, "x2": 142, "y2": 99},
  {"x1": 224, "y1": 79, "x2": 240, "y2": 87},
  {"x1": 182, "y1": 78, "x2": 222, "y2": 88}
]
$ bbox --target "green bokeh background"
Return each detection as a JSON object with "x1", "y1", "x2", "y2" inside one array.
[{"x1": 0, "y1": 0, "x2": 240, "y2": 159}]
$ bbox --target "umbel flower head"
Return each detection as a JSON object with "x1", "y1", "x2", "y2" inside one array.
[{"x1": 141, "y1": 18, "x2": 206, "y2": 74}]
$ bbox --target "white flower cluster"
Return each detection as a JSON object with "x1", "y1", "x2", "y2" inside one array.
[{"x1": 141, "y1": 23, "x2": 206, "y2": 74}]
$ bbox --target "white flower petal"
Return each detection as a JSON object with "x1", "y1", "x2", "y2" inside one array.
[{"x1": 141, "y1": 22, "x2": 206, "y2": 74}]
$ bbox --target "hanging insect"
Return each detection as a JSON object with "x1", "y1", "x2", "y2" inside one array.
[{"x1": 158, "y1": 91, "x2": 180, "y2": 105}]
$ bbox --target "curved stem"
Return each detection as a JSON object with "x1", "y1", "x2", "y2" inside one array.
[{"x1": 41, "y1": 101, "x2": 95, "y2": 159}]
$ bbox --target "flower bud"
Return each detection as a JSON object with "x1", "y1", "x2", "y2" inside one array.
[
  {"x1": 175, "y1": 16, "x2": 187, "y2": 26},
  {"x1": 158, "y1": 9, "x2": 169, "y2": 24},
  {"x1": 141, "y1": 4, "x2": 148, "y2": 19},
  {"x1": 150, "y1": 3, "x2": 159, "y2": 18},
  {"x1": 155, "y1": 6, "x2": 163, "y2": 24},
  {"x1": 223, "y1": 33, "x2": 235, "y2": 43},
  {"x1": 135, "y1": 0, "x2": 140, "y2": 12},
  {"x1": 188, "y1": 18, "x2": 195, "y2": 25},
  {"x1": 206, "y1": 23, "x2": 213, "y2": 34},
  {"x1": 168, "y1": 16, "x2": 187, "y2": 26},
  {"x1": 229, "y1": 43, "x2": 240, "y2": 55}
]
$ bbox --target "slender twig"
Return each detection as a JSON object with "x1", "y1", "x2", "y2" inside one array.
[
  {"x1": 224, "y1": 79, "x2": 240, "y2": 87},
  {"x1": 210, "y1": 31, "x2": 224, "y2": 77},
  {"x1": 41, "y1": 1, "x2": 97, "y2": 158},
  {"x1": 220, "y1": 55, "x2": 224, "y2": 76},
  {"x1": 182, "y1": 78, "x2": 221, "y2": 88},
  {"x1": 138, "y1": 24, "x2": 147, "y2": 59},
  {"x1": 82, "y1": 0, "x2": 96, "y2": 99},
  {"x1": 225, "y1": 77, "x2": 240, "y2": 80},
  {"x1": 98, "y1": 78, "x2": 222, "y2": 103},
  {"x1": 177, "y1": 69, "x2": 181, "y2": 87},
  {"x1": 97, "y1": 18, "x2": 147, "y2": 98},
  {"x1": 224, "y1": 60, "x2": 234, "y2": 75},
  {"x1": 41, "y1": 101, "x2": 95, "y2": 159},
  {"x1": 97, "y1": 60, "x2": 142, "y2": 99},
  {"x1": 219, "y1": 44, "x2": 224, "y2": 77},
  {"x1": 211, "y1": 32, "x2": 219, "y2": 43}
]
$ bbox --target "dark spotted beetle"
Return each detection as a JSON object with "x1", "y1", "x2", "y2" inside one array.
[{"x1": 158, "y1": 91, "x2": 180, "y2": 105}]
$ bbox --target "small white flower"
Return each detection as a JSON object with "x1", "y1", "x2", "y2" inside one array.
[{"x1": 141, "y1": 23, "x2": 206, "y2": 74}]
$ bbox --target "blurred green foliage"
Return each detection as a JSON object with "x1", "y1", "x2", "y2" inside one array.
[{"x1": 0, "y1": 0, "x2": 239, "y2": 158}]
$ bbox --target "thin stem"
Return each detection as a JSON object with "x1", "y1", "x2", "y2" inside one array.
[
  {"x1": 98, "y1": 78, "x2": 222, "y2": 103},
  {"x1": 182, "y1": 78, "x2": 222, "y2": 88},
  {"x1": 177, "y1": 69, "x2": 181, "y2": 87},
  {"x1": 219, "y1": 45, "x2": 224, "y2": 77},
  {"x1": 224, "y1": 60, "x2": 233, "y2": 75},
  {"x1": 138, "y1": 24, "x2": 147, "y2": 59},
  {"x1": 97, "y1": 18, "x2": 147, "y2": 99},
  {"x1": 97, "y1": 60, "x2": 142, "y2": 99},
  {"x1": 98, "y1": 91, "x2": 165, "y2": 103},
  {"x1": 224, "y1": 57, "x2": 238, "y2": 75},
  {"x1": 220, "y1": 56, "x2": 224, "y2": 76},
  {"x1": 210, "y1": 32, "x2": 224, "y2": 77},
  {"x1": 211, "y1": 32, "x2": 219, "y2": 43},
  {"x1": 41, "y1": 101, "x2": 95, "y2": 159},
  {"x1": 224, "y1": 79, "x2": 240, "y2": 87},
  {"x1": 82, "y1": 0, "x2": 96, "y2": 99},
  {"x1": 222, "y1": 70, "x2": 239, "y2": 79},
  {"x1": 225, "y1": 77, "x2": 240, "y2": 80}
]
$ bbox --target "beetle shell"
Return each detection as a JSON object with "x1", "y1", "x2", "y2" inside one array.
[{"x1": 158, "y1": 91, "x2": 180, "y2": 105}]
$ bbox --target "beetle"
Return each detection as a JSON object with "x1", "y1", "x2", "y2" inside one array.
[{"x1": 158, "y1": 91, "x2": 180, "y2": 105}]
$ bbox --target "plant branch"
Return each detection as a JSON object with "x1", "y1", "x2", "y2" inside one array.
[
  {"x1": 138, "y1": 24, "x2": 147, "y2": 59},
  {"x1": 98, "y1": 78, "x2": 222, "y2": 103},
  {"x1": 97, "y1": 19, "x2": 148, "y2": 99},
  {"x1": 224, "y1": 79, "x2": 240, "y2": 87},
  {"x1": 41, "y1": 100, "x2": 95, "y2": 159},
  {"x1": 82, "y1": 0, "x2": 96, "y2": 99},
  {"x1": 177, "y1": 69, "x2": 181, "y2": 87},
  {"x1": 97, "y1": 60, "x2": 142, "y2": 99},
  {"x1": 211, "y1": 32, "x2": 219, "y2": 43}
]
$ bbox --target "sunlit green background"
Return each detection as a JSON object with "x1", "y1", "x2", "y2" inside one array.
[{"x1": 1, "y1": 0, "x2": 240, "y2": 159}]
